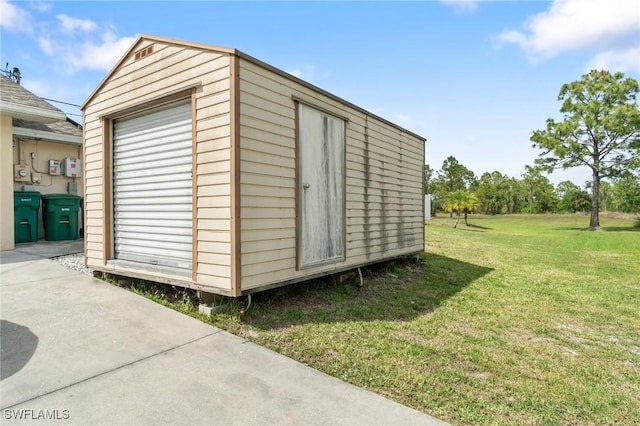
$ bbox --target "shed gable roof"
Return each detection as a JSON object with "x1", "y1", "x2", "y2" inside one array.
[
  {"x1": 81, "y1": 34, "x2": 236, "y2": 110},
  {"x1": 81, "y1": 34, "x2": 426, "y2": 142}
]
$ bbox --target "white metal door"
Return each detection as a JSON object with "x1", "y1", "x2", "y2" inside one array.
[
  {"x1": 298, "y1": 103, "x2": 345, "y2": 267},
  {"x1": 113, "y1": 101, "x2": 193, "y2": 270}
]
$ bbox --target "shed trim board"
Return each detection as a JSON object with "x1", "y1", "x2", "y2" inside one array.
[
  {"x1": 82, "y1": 34, "x2": 426, "y2": 297},
  {"x1": 190, "y1": 89, "x2": 198, "y2": 282},
  {"x1": 83, "y1": 117, "x2": 88, "y2": 262},
  {"x1": 229, "y1": 54, "x2": 242, "y2": 296},
  {"x1": 102, "y1": 86, "x2": 199, "y2": 120},
  {"x1": 291, "y1": 95, "x2": 350, "y2": 123},
  {"x1": 101, "y1": 118, "x2": 112, "y2": 265}
]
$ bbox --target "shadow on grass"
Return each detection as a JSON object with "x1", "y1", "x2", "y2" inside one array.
[
  {"x1": 242, "y1": 253, "x2": 493, "y2": 330},
  {"x1": 601, "y1": 226, "x2": 640, "y2": 232},
  {"x1": 458, "y1": 223, "x2": 494, "y2": 232},
  {"x1": 553, "y1": 226, "x2": 640, "y2": 232},
  {"x1": 465, "y1": 223, "x2": 493, "y2": 230}
]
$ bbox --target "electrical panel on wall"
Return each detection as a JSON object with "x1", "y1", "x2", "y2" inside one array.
[
  {"x1": 63, "y1": 158, "x2": 82, "y2": 178},
  {"x1": 14, "y1": 164, "x2": 31, "y2": 182},
  {"x1": 49, "y1": 160, "x2": 61, "y2": 176}
]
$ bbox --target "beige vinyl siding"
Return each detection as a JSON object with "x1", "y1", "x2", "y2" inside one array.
[
  {"x1": 83, "y1": 40, "x2": 232, "y2": 291},
  {"x1": 238, "y1": 61, "x2": 295, "y2": 289},
  {"x1": 83, "y1": 116, "x2": 106, "y2": 265},
  {"x1": 345, "y1": 120, "x2": 424, "y2": 261},
  {"x1": 238, "y1": 58, "x2": 424, "y2": 290}
]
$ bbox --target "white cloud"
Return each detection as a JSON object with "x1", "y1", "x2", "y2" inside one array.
[
  {"x1": 367, "y1": 107, "x2": 416, "y2": 131},
  {"x1": 285, "y1": 64, "x2": 331, "y2": 84},
  {"x1": 37, "y1": 27, "x2": 135, "y2": 73},
  {"x1": 498, "y1": 0, "x2": 640, "y2": 63},
  {"x1": 587, "y1": 47, "x2": 640, "y2": 74},
  {"x1": 37, "y1": 36, "x2": 54, "y2": 55},
  {"x1": 70, "y1": 29, "x2": 136, "y2": 71},
  {"x1": 393, "y1": 113, "x2": 415, "y2": 130},
  {"x1": 56, "y1": 13, "x2": 96, "y2": 34},
  {"x1": 33, "y1": 13, "x2": 135, "y2": 73},
  {"x1": 287, "y1": 64, "x2": 317, "y2": 81},
  {"x1": 30, "y1": 2, "x2": 52, "y2": 13},
  {"x1": 0, "y1": 0, "x2": 33, "y2": 34},
  {"x1": 1, "y1": 1, "x2": 135, "y2": 74},
  {"x1": 287, "y1": 68, "x2": 303, "y2": 78},
  {"x1": 439, "y1": 0, "x2": 479, "y2": 14}
]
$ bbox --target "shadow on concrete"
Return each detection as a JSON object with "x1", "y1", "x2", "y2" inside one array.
[{"x1": 1, "y1": 320, "x2": 39, "y2": 380}]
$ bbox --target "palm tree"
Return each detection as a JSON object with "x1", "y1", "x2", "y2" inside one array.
[{"x1": 443, "y1": 190, "x2": 480, "y2": 228}]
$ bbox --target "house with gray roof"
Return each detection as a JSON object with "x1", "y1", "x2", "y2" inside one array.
[{"x1": 0, "y1": 75, "x2": 82, "y2": 250}]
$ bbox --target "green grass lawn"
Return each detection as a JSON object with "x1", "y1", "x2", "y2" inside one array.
[{"x1": 131, "y1": 214, "x2": 640, "y2": 425}]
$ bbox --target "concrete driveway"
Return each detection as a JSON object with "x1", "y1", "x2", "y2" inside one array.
[{"x1": 1, "y1": 241, "x2": 447, "y2": 425}]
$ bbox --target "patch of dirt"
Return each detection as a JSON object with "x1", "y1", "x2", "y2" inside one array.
[
  {"x1": 503, "y1": 328, "x2": 556, "y2": 344},
  {"x1": 390, "y1": 329, "x2": 431, "y2": 346},
  {"x1": 561, "y1": 347, "x2": 579, "y2": 356},
  {"x1": 467, "y1": 370, "x2": 490, "y2": 381},
  {"x1": 556, "y1": 323, "x2": 599, "y2": 349}
]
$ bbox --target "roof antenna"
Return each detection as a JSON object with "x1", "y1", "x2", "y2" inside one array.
[
  {"x1": 12, "y1": 67, "x2": 21, "y2": 85},
  {"x1": 2, "y1": 63, "x2": 22, "y2": 85}
]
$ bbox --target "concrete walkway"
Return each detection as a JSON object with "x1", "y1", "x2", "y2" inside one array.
[{"x1": 1, "y1": 240, "x2": 447, "y2": 425}]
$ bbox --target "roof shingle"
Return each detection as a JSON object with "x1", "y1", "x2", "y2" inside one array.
[
  {"x1": 0, "y1": 75, "x2": 64, "y2": 113},
  {"x1": 13, "y1": 117, "x2": 82, "y2": 138}
]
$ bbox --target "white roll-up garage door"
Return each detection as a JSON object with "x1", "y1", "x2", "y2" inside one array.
[{"x1": 113, "y1": 100, "x2": 193, "y2": 270}]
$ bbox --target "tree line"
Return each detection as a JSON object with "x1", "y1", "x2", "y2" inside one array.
[{"x1": 425, "y1": 157, "x2": 640, "y2": 216}]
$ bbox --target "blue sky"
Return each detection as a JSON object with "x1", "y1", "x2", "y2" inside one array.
[{"x1": 2, "y1": 0, "x2": 639, "y2": 186}]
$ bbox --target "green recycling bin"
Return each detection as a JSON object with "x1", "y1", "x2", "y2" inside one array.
[
  {"x1": 42, "y1": 194, "x2": 82, "y2": 241},
  {"x1": 14, "y1": 191, "x2": 41, "y2": 243}
]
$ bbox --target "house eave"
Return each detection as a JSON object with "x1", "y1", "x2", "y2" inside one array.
[
  {"x1": 13, "y1": 126, "x2": 82, "y2": 145},
  {"x1": 0, "y1": 102, "x2": 67, "y2": 123}
]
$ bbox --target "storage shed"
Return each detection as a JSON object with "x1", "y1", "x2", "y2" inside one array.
[{"x1": 81, "y1": 35, "x2": 426, "y2": 297}]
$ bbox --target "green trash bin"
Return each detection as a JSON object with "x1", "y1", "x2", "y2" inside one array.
[
  {"x1": 42, "y1": 194, "x2": 82, "y2": 241},
  {"x1": 14, "y1": 191, "x2": 41, "y2": 243}
]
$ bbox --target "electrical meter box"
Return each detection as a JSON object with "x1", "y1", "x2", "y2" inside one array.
[
  {"x1": 14, "y1": 164, "x2": 31, "y2": 182},
  {"x1": 49, "y1": 160, "x2": 61, "y2": 176},
  {"x1": 63, "y1": 158, "x2": 82, "y2": 178}
]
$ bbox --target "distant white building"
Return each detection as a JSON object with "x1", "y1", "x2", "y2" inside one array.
[{"x1": 425, "y1": 194, "x2": 432, "y2": 220}]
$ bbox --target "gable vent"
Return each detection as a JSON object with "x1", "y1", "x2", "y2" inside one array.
[{"x1": 134, "y1": 45, "x2": 154, "y2": 61}]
